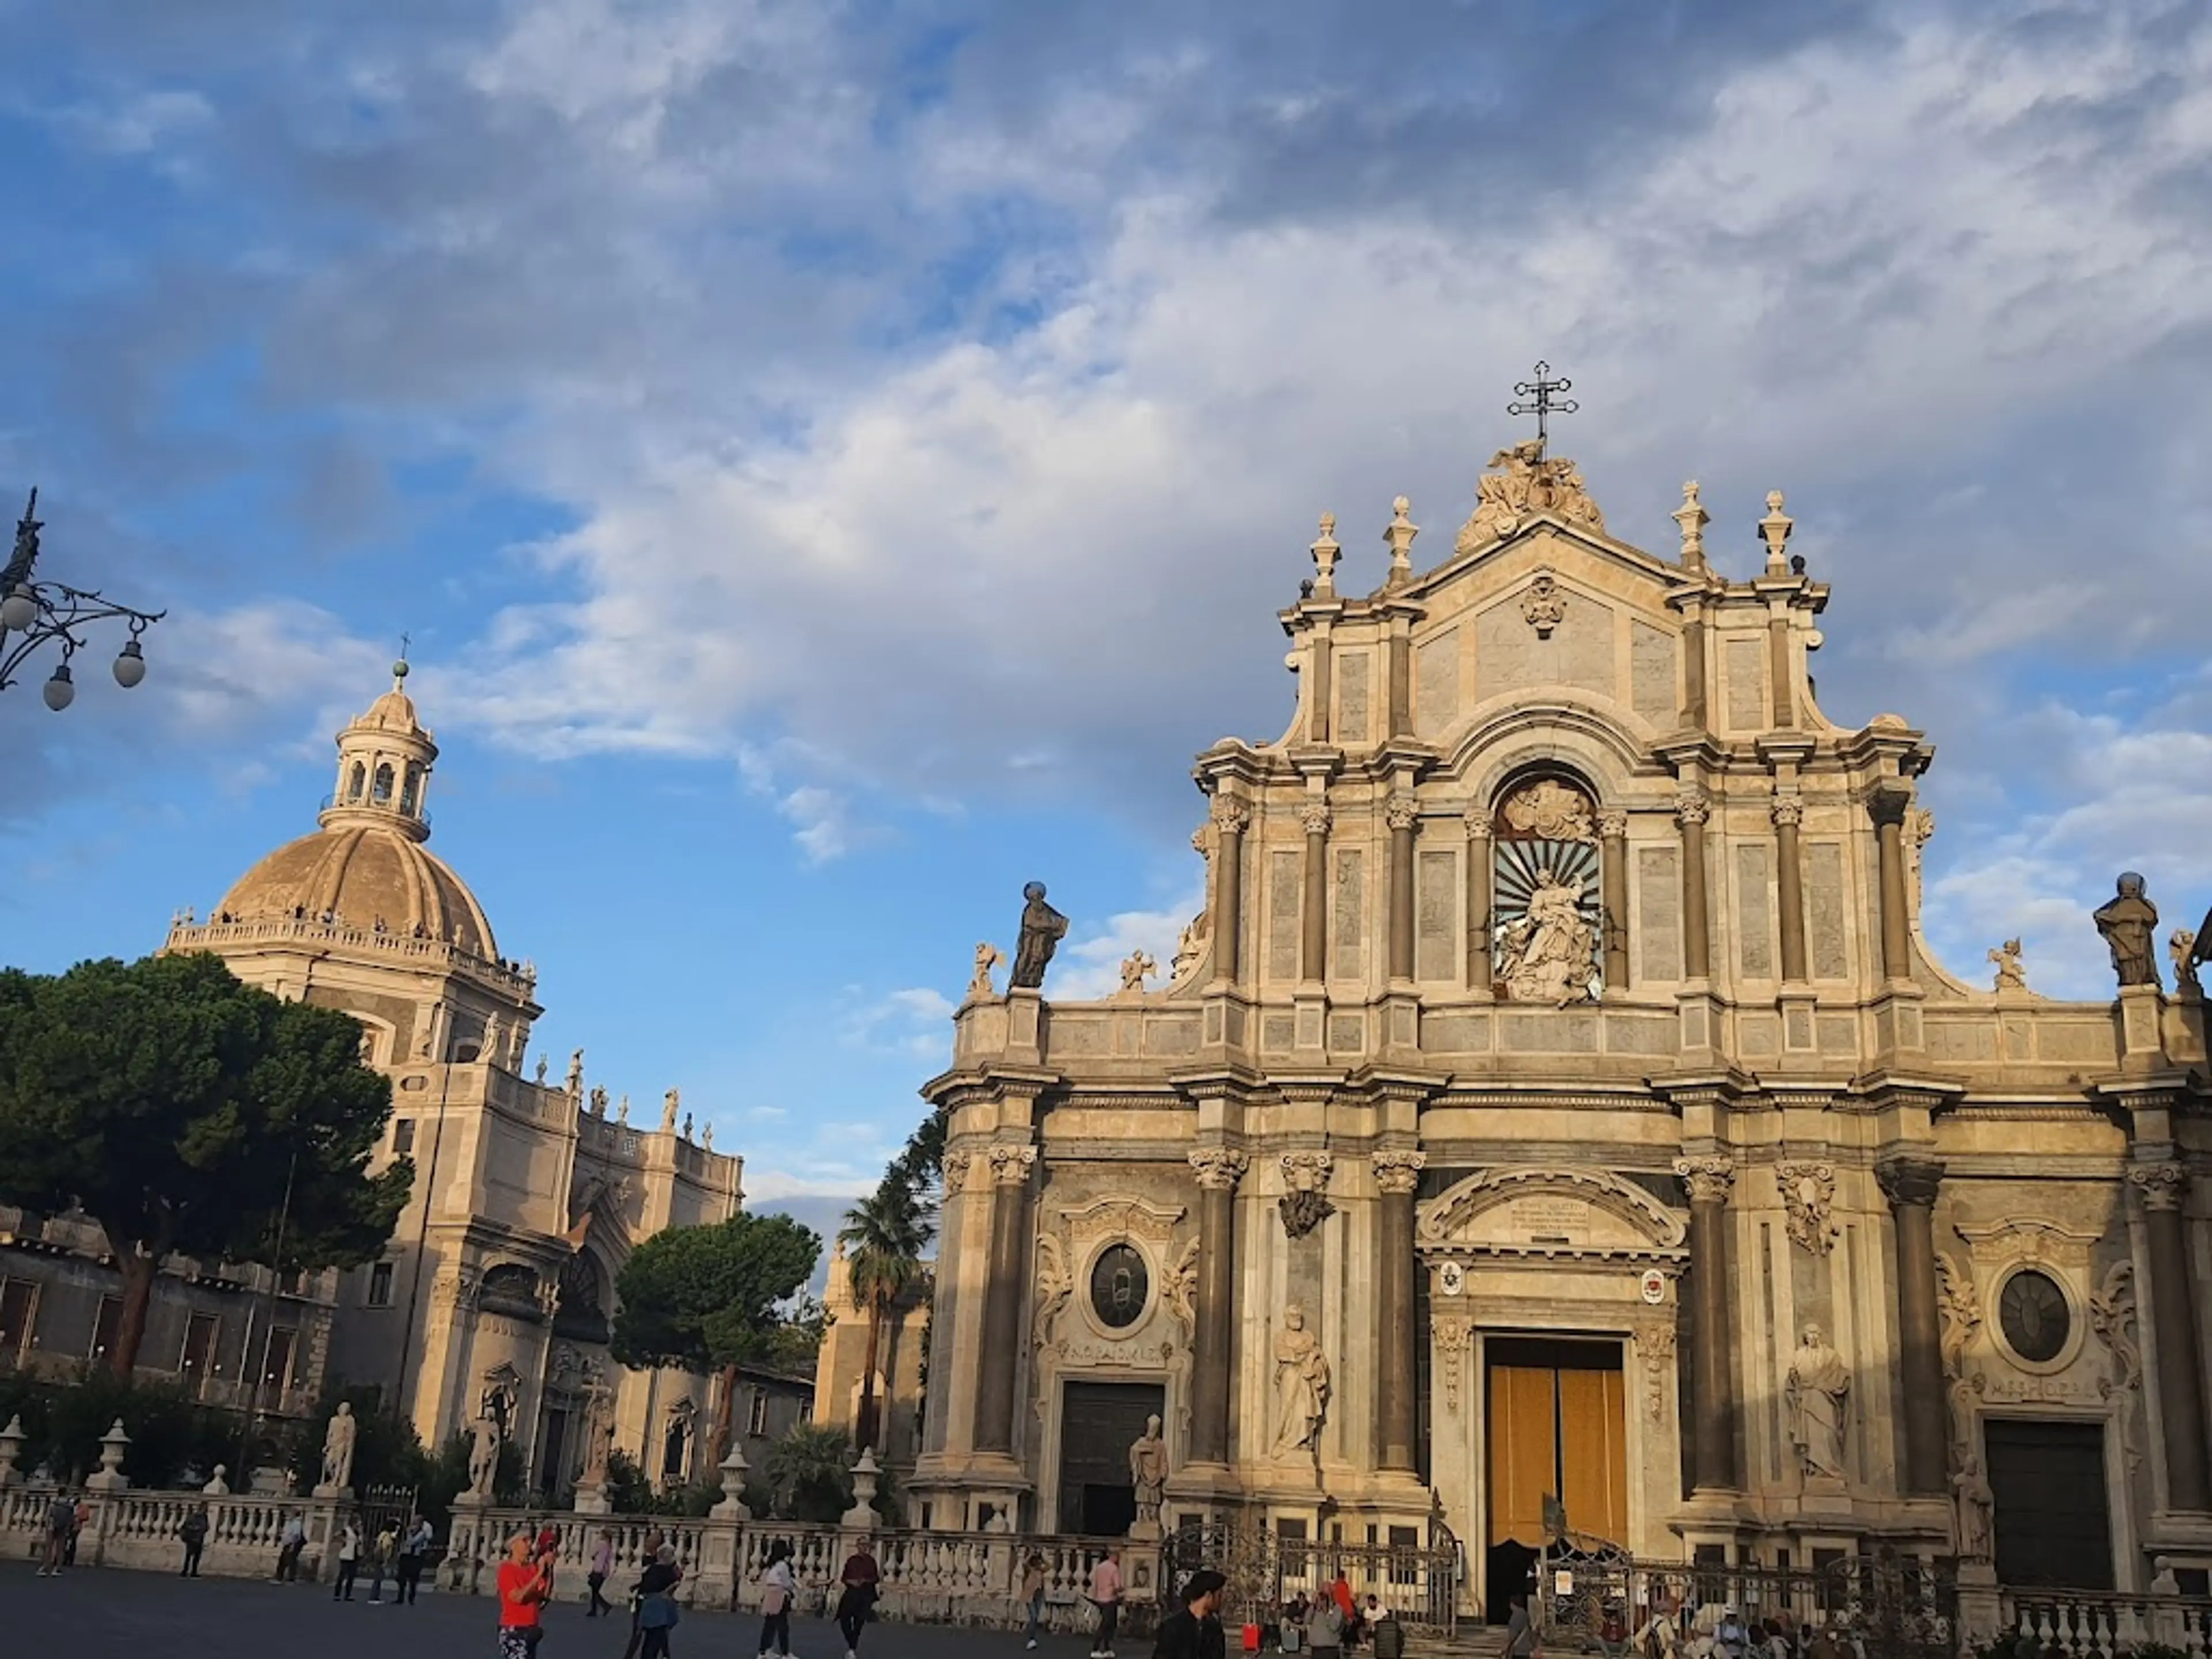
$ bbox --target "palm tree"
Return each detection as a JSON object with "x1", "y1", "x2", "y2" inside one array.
[{"x1": 839, "y1": 1176, "x2": 935, "y2": 1452}]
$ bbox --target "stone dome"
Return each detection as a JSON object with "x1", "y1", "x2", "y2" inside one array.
[{"x1": 216, "y1": 825, "x2": 498, "y2": 958}]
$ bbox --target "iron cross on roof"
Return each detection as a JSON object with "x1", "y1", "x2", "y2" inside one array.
[{"x1": 1508, "y1": 361, "x2": 1578, "y2": 456}]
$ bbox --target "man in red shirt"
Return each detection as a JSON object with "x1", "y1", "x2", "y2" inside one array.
[{"x1": 499, "y1": 1533, "x2": 551, "y2": 1659}]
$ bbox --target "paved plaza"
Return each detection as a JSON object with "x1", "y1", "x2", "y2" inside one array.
[{"x1": 0, "y1": 1562, "x2": 1100, "y2": 1659}]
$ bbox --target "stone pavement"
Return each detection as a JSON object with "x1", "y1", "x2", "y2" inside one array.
[{"x1": 0, "y1": 1560, "x2": 1099, "y2": 1658}]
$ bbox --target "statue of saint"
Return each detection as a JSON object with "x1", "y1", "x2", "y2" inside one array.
[
  {"x1": 589, "y1": 1084, "x2": 608, "y2": 1118},
  {"x1": 1009, "y1": 882, "x2": 1069, "y2": 990},
  {"x1": 566, "y1": 1049, "x2": 585, "y2": 1098},
  {"x1": 468, "y1": 1416, "x2": 502, "y2": 1498},
  {"x1": 967, "y1": 941, "x2": 1002, "y2": 1001},
  {"x1": 319, "y1": 1401, "x2": 357, "y2": 1491},
  {"x1": 1785, "y1": 1323, "x2": 1851, "y2": 1482},
  {"x1": 1952, "y1": 1454, "x2": 1994, "y2": 1561},
  {"x1": 2172, "y1": 929, "x2": 2202, "y2": 994},
  {"x1": 1502, "y1": 870, "x2": 1596, "y2": 1005},
  {"x1": 1988, "y1": 938, "x2": 2027, "y2": 993},
  {"x1": 2094, "y1": 873, "x2": 2162, "y2": 988},
  {"x1": 581, "y1": 1387, "x2": 615, "y2": 1486},
  {"x1": 1119, "y1": 951, "x2": 1156, "y2": 994},
  {"x1": 1127, "y1": 1413, "x2": 1169, "y2": 1527},
  {"x1": 661, "y1": 1088, "x2": 680, "y2": 1135},
  {"x1": 1271, "y1": 1304, "x2": 1332, "y2": 1457}
]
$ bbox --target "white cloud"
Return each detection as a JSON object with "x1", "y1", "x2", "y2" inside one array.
[
  {"x1": 1047, "y1": 885, "x2": 1203, "y2": 1002},
  {"x1": 842, "y1": 984, "x2": 959, "y2": 1058}
]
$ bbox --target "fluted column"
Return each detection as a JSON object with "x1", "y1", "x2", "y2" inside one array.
[
  {"x1": 1301, "y1": 801, "x2": 1330, "y2": 982},
  {"x1": 1676, "y1": 792, "x2": 1712, "y2": 981},
  {"x1": 1774, "y1": 797, "x2": 1808, "y2": 984},
  {"x1": 1387, "y1": 793, "x2": 1418, "y2": 983},
  {"x1": 1870, "y1": 782, "x2": 1912, "y2": 982},
  {"x1": 1675, "y1": 1155, "x2": 1738, "y2": 1491},
  {"x1": 1465, "y1": 810, "x2": 1492, "y2": 990},
  {"x1": 1599, "y1": 809, "x2": 1630, "y2": 992},
  {"x1": 1210, "y1": 794, "x2": 1251, "y2": 986},
  {"x1": 1878, "y1": 1158, "x2": 1948, "y2": 1495},
  {"x1": 1187, "y1": 1149, "x2": 1248, "y2": 1467},
  {"x1": 972, "y1": 1143, "x2": 1036, "y2": 1456},
  {"x1": 1374, "y1": 1150, "x2": 1426, "y2": 1473},
  {"x1": 2133, "y1": 1162, "x2": 2211, "y2": 1512}
]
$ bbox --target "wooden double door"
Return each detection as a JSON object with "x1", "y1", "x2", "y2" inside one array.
[{"x1": 1486, "y1": 1336, "x2": 1628, "y2": 1551}]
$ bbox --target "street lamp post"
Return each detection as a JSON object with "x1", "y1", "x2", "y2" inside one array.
[{"x1": 0, "y1": 488, "x2": 166, "y2": 709}]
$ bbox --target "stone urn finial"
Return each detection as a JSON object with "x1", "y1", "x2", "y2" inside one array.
[
  {"x1": 710, "y1": 1445, "x2": 751, "y2": 1521},
  {"x1": 203, "y1": 1463, "x2": 230, "y2": 1496},
  {"x1": 0, "y1": 1412, "x2": 24, "y2": 1487},
  {"x1": 86, "y1": 1417, "x2": 132, "y2": 1491},
  {"x1": 843, "y1": 1446, "x2": 882, "y2": 1530}
]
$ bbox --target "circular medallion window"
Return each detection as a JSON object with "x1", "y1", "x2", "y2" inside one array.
[
  {"x1": 1089, "y1": 1243, "x2": 1150, "y2": 1329},
  {"x1": 1998, "y1": 1268, "x2": 2071, "y2": 1365}
]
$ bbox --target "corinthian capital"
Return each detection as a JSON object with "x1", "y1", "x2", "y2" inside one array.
[
  {"x1": 1385, "y1": 794, "x2": 1420, "y2": 833},
  {"x1": 1188, "y1": 1148, "x2": 1248, "y2": 1192},
  {"x1": 941, "y1": 1150, "x2": 974, "y2": 1195},
  {"x1": 2130, "y1": 1161, "x2": 2190, "y2": 1212},
  {"x1": 1770, "y1": 797, "x2": 1804, "y2": 828},
  {"x1": 1372, "y1": 1149, "x2": 1427, "y2": 1195},
  {"x1": 1300, "y1": 802, "x2": 1333, "y2": 837},
  {"x1": 1463, "y1": 805, "x2": 1492, "y2": 841},
  {"x1": 1596, "y1": 809, "x2": 1628, "y2": 840},
  {"x1": 1673, "y1": 791, "x2": 1710, "y2": 828},
  {"x1": 1673, "y1": 1155, "x2": 1736, "y2": 1205},
  {"x1": 1210, "y1": 794, "x2": 1252, "y2": 835},
  {"x1": 1875, "y1": 1157, "x2": 1944, "y2": 1210},
  {"x1": 987, "y1": 1143, "x2": 1037, "y2": 1187}
]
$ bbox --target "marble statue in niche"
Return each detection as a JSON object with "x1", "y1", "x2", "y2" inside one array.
[
  {"x1": 1491, "y1": 777, "x2": 1601, "y2": 1003},
  {"x1": 1786, "y1": 1323, "x2": 1851, "y2": 1483},
  {"x1": 1271, "y1": 1304, "x2": 1332, "y2": 1456},
  {"x1": 1128, "y1": 1414, "x2": 1168, "y2": 1529}
]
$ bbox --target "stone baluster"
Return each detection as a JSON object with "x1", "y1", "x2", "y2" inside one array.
[
  {"x1": 972, "y1": 1144, "x2": 1037, "y2": 1456},
  {"x1": 1373, "y1": 1150, "x2": 1427, "y2": 1473},
  {"x1": 1674, "y1": 1156, "x2": 1738, "y2": 1491},
  {"x1": 1187, "y1": 1149, "x2": 1248, "y2": 1468},
  {"x1": 2131, "y1": 1162, "x2": 2212, "y2": 1512},
  {"x1": 1870, "y1": 782, "x2": 1914, "y2": 982},
  {"x1": 1209, "y1": 795, "x2": 1251, "y2": 986},
  {"x1": 1877, "y1": 1157, "x2": 1948, "y2": 1494},
  {"x1": 1675, "y1": 793, "x2": 1712, "y2": 981},
  {"x1": 1464, "y1": 810, "x2": 1492, "y2": 990},
  {"x1": 1598, "y1": 809, "x2": 1630, "y2": 992},
  {"x1": 1774, "y1": 797, "x2": 1808, "y2": 984},
  {"x1": 1301, "y1": 802, "x2": 1331, "y2": 983},
  {"x1": 1386, "y1": 794, "x2": 1419, "y2": 984}
]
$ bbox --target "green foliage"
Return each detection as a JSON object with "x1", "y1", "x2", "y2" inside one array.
[
  {"x1": 764, "y1": 1422, "x2": 856, "y2": 1522},
  {"x1": 887, "y1": 1109, "x2": 946, "y2": 1200},
  {"x1": 0, "y1": 1367, "x2": 238, "y2": 1487},
  {"x1": 839, "y1": 1173, "x2": 935, "y2": 1450},
  {"x1": 611, "y1": 1211, "x2": 821, "y2": 1374},
  {"x1": 0, "y1": 953, "x2": 411, "y2": 1372},
  {"x1": 601, "y1": 1448, "x2": 721, "y2": 1517},
  {"x1": 761, "y1": 1295, "x2": 831, "y2": 1372}
]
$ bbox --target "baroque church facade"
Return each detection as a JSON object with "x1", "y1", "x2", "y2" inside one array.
[
  {"x1": 156, "y1": 667, "x2": 748, "y2": 1494},
  {"x1": 910, "y1": 437, "x2": 2212, "y2": 1610}
]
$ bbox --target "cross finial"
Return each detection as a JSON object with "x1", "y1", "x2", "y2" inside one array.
[{"x1": 1508, "y1": 361, "x2": 1578, "y2": 456}]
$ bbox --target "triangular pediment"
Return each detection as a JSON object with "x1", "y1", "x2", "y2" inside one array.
[{"x1": 1406, "y1": 510, "x2": 1685, "y2": 605}]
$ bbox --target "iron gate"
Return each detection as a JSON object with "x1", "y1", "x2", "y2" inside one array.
[
  {"x1": 1537, "y1": 1547, "x2": 1957, "y2": 1658},
  {"x1": 1163, "y1": 1517, "x2": 1461, "y2": 1639}
]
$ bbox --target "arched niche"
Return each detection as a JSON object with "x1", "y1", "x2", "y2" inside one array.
[{"x1": 1487, "y1": 768, "x2": 1605, "y2": 1003}]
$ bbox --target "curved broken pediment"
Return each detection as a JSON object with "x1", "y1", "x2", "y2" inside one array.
[{"x1": 1418, "y1": 1165, "x2": 1686, "y2": 1260}]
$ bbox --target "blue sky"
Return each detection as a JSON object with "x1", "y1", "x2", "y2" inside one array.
[{"x1": 4, "y1": 0, "x2": 2212, "y2": 1203}]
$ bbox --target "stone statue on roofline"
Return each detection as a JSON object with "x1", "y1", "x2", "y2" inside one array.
[
  {"x1": 1010, "y1": 882, "x2": 1067, "y2": 990},
  {"x1": 2093, "y1": 873, "x2": 2161, "y2": 989}
]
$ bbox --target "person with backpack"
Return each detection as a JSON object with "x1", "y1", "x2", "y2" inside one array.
[
  {"x1": 37, "y1": 1488, "x2": 74, "y2": 1577},
  {"x1": 636, "y1": 1544, "x2": 683, "y2": 1659},
  {"x1": 177, "y1": 1504, "x2": 210, "y2": 1577}
]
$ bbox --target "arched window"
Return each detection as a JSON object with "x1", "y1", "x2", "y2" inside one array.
[
  {"x1": 400, "y1": 763, "x2": 423, "y2": 816},
  {"x1": 346, "y1": 762, "x2": 366, "y2": 802},
  {"x1": 1491, "y1": 774, "x2": 1603, "y2": 1003},
  {"x1": 372, "y1": 763, "x2": 395, "y2": 804}
]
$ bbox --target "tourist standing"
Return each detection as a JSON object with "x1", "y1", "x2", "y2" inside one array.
[
  {"x1": 1151, "y1": 1569, "x2": 1229, "y2": 1659},
  {"x1": 1020, "y1": 1552, "x2": 1049, "y2": 1650},
  {"x1": 67, "y1": 1494, "x2": 90, "y2": 1565},
  {"x1": 397, "y1": 1514, "x2": 434, "y2": 1603},
  {"x1": 368, "y1": 1520, "x2": 397, "y2": 1603},
  {"x1": 275, "y1": 1512, "x2": 306, "y2": 1582},
  {"x1": 755, "y1": 1539, "x2": 798, "y2": 1658},
  {"x1": 498, "y1": 1532, "x2": 551, "y2": 1659},
  {"x1": 1307, "y1": 1593, "x2": 1346, "y2": 1659},
  {"x1": 834, "y1": 1537, "x2": 882, "y2": 1659},
  {"x1": 635, "y1": 1545, "x2": 682, "y2": 1659},
  {"x1": 177, "y1": 1504, "x2": 210, "y2": 1577},
  {"x1": 332, "y1": 1517, "x2": 362, "y2": 1601},
  {"x1": 39, "y1": 1488, "x2": 74, "y2": 1576},
  {"x1": 1088, "y1": 1544, "x2": 1126, "y2": 1659},
  {"x1": 586, "y1": 1529, "x2": 615, "y2": 1616}
]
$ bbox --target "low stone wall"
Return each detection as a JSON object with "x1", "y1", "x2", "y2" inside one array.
[{"x1": 1, "y1": 1483, "x2": 327, "y2": 1578}]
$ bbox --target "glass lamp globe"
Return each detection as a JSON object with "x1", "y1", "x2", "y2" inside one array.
[
  {"x1": 113, "y1": 639, "x2": 146, "y2": 688},
  {"x1": 0, "y1": 586, "x2": 36, "y2": 631},
  {"x1": 42, "y1": 662, "x2": 75, "y2": 711}
]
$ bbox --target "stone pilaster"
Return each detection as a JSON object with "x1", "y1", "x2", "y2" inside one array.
[
  {"x1": 972, "y1": 1143, "x2": 1037, "y2": 1457},
  {"x1": 1675, "y1": 1154, "x2": 1738, "y2": 1492},
  {"x1": 1877, "y1": 1157, "x2": 1948, "y2": 1495},
  {"x1": 1464, "y1": 810, "x2": 1492, "y2": 991},
  {"x1": 1598, "y1": 809, "x2": 1630, "y2": 992},
  {"x1": 1373, "y1": 1150, "x2": 1426, "y2": 1474},
  {"x1": 1675, "y1": 793, "x2": 1712, "y2": 981},
  {"x1": 1386, "y1": 793, "x2": 1419, "y2": 984},
  {"x1": 2132, "y1": 1161, "x2": 2211, "y2": 1513},
  {"x1": 1209, "y1": 794, "x2": 1251, "y2": 987},
  {"x1": 1301, "y1": 801, "x2": 1330, "y2": 983},
  {"x1": 1773, "y1": 797, "x2": 1808, "y2": 986},
  {"x1": 1870, "y1": 782, "x2": 1914, "y2": 983},
  {"x1": 1187, "y1": 1149, "x2": 1248, "y2": 1469}
]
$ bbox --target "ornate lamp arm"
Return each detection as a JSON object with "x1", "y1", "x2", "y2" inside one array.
[{"x1": 0, "y1": 489, "x2": 166, "y2": 703}]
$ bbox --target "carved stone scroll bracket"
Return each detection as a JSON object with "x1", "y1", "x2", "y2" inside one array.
[
  {"x1": 1637, "y1": 1320, "x2": 1679, "y2": 1425},
  {"x1": 2090, "y1": 1257, "x2": 2144, "y2": 1473},
  {"x1": 942, "y1": 1150, "x2": 974, "y2": 1195},
  {"x1": 1521, "y1": 570, "x2": 1566, "y2": 638},
  {"x1": 1279, "y1": 1151, "x2": 1336, "y2": 1239},
  {"x1": 1433, "y1": 1313, "x2": 1473, "y2": 1415},
  {"x1": 1776, "y1": 1161, "x2": 1838, "y2": 1255}
]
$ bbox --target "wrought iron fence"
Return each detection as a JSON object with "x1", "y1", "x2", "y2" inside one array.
[{"x1": 1162, "y1": 1518, "x2": 1461, "y2": 1638}]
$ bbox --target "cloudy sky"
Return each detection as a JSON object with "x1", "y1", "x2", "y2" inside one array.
[{"x1": 4, "y1": 0, "x2": 2211, "y2": 1204}]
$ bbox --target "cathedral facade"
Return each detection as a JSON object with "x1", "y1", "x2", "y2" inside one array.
[
  {"x1": 161, "y1": 667, "x2": 746, "y2": 1495},
  {"x1": 909, "y1": 440, "x2": 2212, "y2": 1610}
]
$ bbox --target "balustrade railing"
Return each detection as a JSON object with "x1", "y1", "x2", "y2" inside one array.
[{"x1": 1998, "y1": 1586, "x2": 2212, "y2": 1657}]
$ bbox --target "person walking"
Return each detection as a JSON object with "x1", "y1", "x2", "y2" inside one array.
[
  {"x1": 1307, "y1": 1593, "x2": 1347, "y2": 1659},
  {"x1": 1088, "y1": 1544, "x2": 1126, "y2": 1659},
  {"x1": 1150, "y1": 1569, "x2": 1228, "y2": 1659},
  {"x1": 498, "y1": 1532, "x2": 552, "y2": 1659},
  {"x1": 1020, "y1": 1552, "x2": 1049, "y2": 1650},
  {"x1": 755, "y1": 1540, "x2": 798, "y2": 1659},
  {"x1": 834, "y1": 1537, "x2": 882, "y2": 1659},
  {"x1": 38, "y1": 1488, "x2": 74, "y2": 1576},
  {"x1": 635, "y1": 1545, "x2": 682, "y2": 1659},
  {"x1": 586, "y1": 1529, "x2": 615, "y2": 1617},
  {"x1": 397, "y1": 1514, "x2": 434, "y2": 1604},
  {"x1": 275, "y1": 1512, "x2": 307, "y2": 1582},
  {"x1": 177, "y1": 1504, "x2": 210, "y2": 1577},
  {"x1": 332, "y1": 1517, "x2": 362, "y2": 1601}
]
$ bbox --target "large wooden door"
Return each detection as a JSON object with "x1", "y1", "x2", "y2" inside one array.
[
  {"x1": 1984, "y1": 1419, "x2": 2112, "y2": 1589},
  {"x1": 1486, "y1": 1338, "x2": 1627, "y2": 1547}
]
